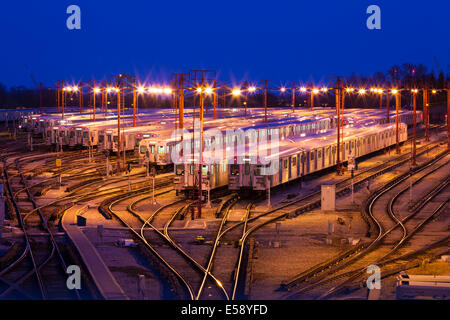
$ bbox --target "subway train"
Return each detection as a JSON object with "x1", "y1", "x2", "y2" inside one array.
[
  {"x1": 230, "y1": 122, "x2": 408, "y2": 191},
  {"x1": 174, "y1": 122, "x2": 408, "y2": 195},
  {"x1": 140, "y1": 114, "x2": 333, "y2": 168}
]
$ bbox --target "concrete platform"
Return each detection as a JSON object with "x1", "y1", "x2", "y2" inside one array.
[{"x1": 61, "y1": 205, "x2": 129, "y2": 300}]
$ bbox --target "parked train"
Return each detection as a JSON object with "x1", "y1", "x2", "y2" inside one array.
[
  {"x1": 139, "y1": 114, "x2": 333, "y2": 167},
  {"x1": 174, "y1": 122, "x2": 408, "y2": 194}
]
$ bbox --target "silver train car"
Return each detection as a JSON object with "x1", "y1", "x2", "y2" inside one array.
[
  {"x1": 229, "y1": 122, "x2": 408, "y2": 191},
  {"x1": 142, "y1": 113, "x2": 332, "y2": 168},
  {"x1": 172, "y1": 114, "x2": 338, "y2": 193}
]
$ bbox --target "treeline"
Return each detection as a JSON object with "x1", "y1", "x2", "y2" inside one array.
[{"x1": 0, "y1": 63, "x2": 448, "y2": 109}]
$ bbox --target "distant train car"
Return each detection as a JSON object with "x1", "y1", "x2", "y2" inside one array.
[{"x1": 249, "y1": 123, "x2": 408, "y2": 191}]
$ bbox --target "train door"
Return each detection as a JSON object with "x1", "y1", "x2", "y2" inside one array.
[
  {"x1": 188, "y1": 164, "x2": 195, "y2": 187},
  {"x1": 316, "y1": 149, "x2": 321, "y2": 170},
  {"x1": 279, "y1": 159, "x2": 282, "y2": 184},
  {"x1": 343, "y1": 142, "x2": 347, "y2": 161},
  {"x1": 305, "y1": 151, "x2": 310, "y2": 174},
  {"x1": 288, "y1": 157, "x2": 292, "y2": 179},
  {"x1": 244, "y1": 161, "x2": 251, "y2": 187},
  {"x1": 311, "y1": 150, "x2": 316, "y2": 172}
]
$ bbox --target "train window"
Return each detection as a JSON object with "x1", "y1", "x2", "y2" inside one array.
[
  {"x1": 158, "y1": 146, "x2": 165, "y2": 154},
  {"x1": 202, "y1": 165, "x2": 208, "y2": 176},
  {"x1": 318, "y1": 150, "x2": 322, "y2": 158},
  {"x1": 140, "y1": 146, "x2": 147, "y2": 154},
  {"x1": 190, "y1": 165, "x2": 195, "y2": 175},
  {"x1": 99, "y1": 135, "x2": 104, "y2": 143},
  {"x1": 351, "y1": 141, "x2": 355, "y2": 148},
  {"x1": 150, "y1": 145, "x2": 155, "y2": 153},
  {"x1": 176, "y1": 165, "x2": 184, "y2": 175},
  {"x1": 292, "y1": 156, "x2": 296, "y2": 166},
  {"x1": 332, "y1": 146, "x2": 336, "y2": 153},
  {"x1": 107, "y1": 135, "x2": 112, "y2": 142},
  {"x1": 254, "y1": 165, "x2": 262, "y2": 176},
  {"x1": 83, "y1": 132, "x2": 88, "y2": 138},
  {"x1": 310, "y1": 152, "x2": 314, "y2": 161},
  {"x1": 113, "y1": 136, "x2": 118, "y2": 142},
  {"x1": 70, "y1": 131, "x2": 75, "y2": 138},
  {"x1": 230, "y1": 164, "x2": 240, "y2": 176},
  {"x1": 245, "y1": 163, "x2": 250, "y2": 175},
  {"x1": 283, "y1": 159, "x2": 288, "y2": 169}
]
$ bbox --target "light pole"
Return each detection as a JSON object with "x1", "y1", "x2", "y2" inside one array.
[
  {"x1": 310, "y1": 88, "x2": 319, "y2": 111},
  {"x1": 93, "y1": 87, "x2": 100, "y2": 120},
  {"x1": 423, "y1": 84, "x2": 429, "y2": 142},
  {"x1": 136, "y1": 85, "x2": 145, "y2": 127},
  {"x1": 291, "y1": 82, "x2": 296, "y2": 112},
  {"x1": 411, "y1": 89, "x2": 418, "y2": 166},
  {"x1": 335, "y1": 78, "x2": 343, "y2": 174},
  {"x1": 386, "y1": 87, "x2": 390, "y2": 123},
  {"x1": 392, "y1": 89, "x2": 401, "y2": 154}
]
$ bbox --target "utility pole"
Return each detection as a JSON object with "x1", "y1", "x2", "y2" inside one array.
[
  {"x1": 395, "y1": 89, "x2": 401, "y2": 154},
  {"x1": 332, "y1": 76, "x2": 344, "y2": 175},
  {"x1": 90, "y1": 80, "x2": 100, "y2": 121},
  {"x1": 423, "y1": 83, "x2": 429, "y2": 142},
  {"x1": 213, "y1": 79, "x2": 218, "y2": 120},
  {"x1": 242, "y1": 81, "x2": 248, "y2": 117},
  {"x1": 133, "y1": 86, "x2": 137, "y2": 127},
  {"x1": 379, "y1": 90, "x2": 383, "y2": 109},
  {"x1": 117, "y1": 86, "x2": 121, "y2": 173},
  {"x1": 412, "y1": 89, "x2": 418, "y2": 166},
  {"x1": 386, "y1": 85, "x2": 390, "y2": 123},
  {"x1": 56, "y1": 81, "x2": 61, "y2": 112},
  {"x1": 291, "y1": 82, "x2": 296, "y2": 112},
  {"x1": 259, "y1": 80, "x2": 272, "y2": 123},
  {"x1": 173, "y1": 73, "x2": 187, "y2": 130},
  {"x1": 189, "y1": 70, "x2": 216, "y2": 219}
]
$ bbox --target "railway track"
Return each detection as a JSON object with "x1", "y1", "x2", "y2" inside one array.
[
  {"x1": 102, "y1": 189, "x2": 227, "y2": 300},
  {"x1": 0, "y1": 156, "x2": 82, "y2": 299},
  {"x1": 281, "y1": 150, "x2": 449, "y2": 299},
  {"x1": 134, "y1": 193, "x2": 232, "y2": 300},
  {"x1": 0, "y1": 150, "x2": 172, "y2": 299}
]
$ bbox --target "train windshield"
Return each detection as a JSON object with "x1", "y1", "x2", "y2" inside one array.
[
  {"x1": 158, "y1": 145, "x2": 165, "y2": 154},
  {"x1": 140, "y1": 145, "x2": 147, "y2": 154},
  {"x1": 202, "y1": 165, "x2": 208, "y2": 176},
  {"x1": 99, "y1": 135, "x2": 104, "y2": 143},
  {"x1": 254, "y1": 165, "x2": 263, "y2": 176},
  {"x1": 176, "y1": 165, "x2": 184, "y2": 175},
  {"x1": 83, "y1": 132, "x2": 88, "y2": 138},
  {"x1": 230, "y1": 164, "x2": 239, "y2": 176}
]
